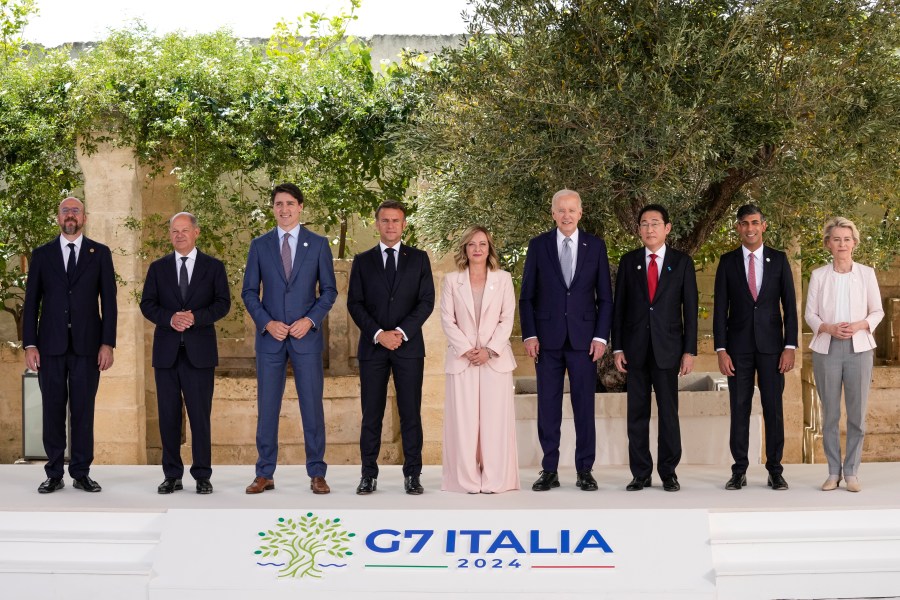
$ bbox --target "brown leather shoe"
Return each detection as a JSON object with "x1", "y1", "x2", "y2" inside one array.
[
  {"x1": 245, "y1": 476, "x2": 274, "y2": 494},
  {"x1": 310, "y1": 476, "x2": 330, "y2": 494}
]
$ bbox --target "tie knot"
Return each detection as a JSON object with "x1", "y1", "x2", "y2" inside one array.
[
  {"x1": 385, "y1": 247, "x2": 395, "y2": 256},
  {"x1": 68, "y1": 243, "x2": 75, "y2": 250},
  {"x1": 283, "y1": 233, "x2": 291, "y2": 241},
  {"x1": 649, "y1": 253, "x2": 657, "y2": 260},
  {"x1": 180, "y1": 256, "x2": 188, "y2": 264},
  {"x1": 564, "y1": 237, "x2": 572, "y2": 245}
]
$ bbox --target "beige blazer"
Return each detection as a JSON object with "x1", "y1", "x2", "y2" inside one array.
[
  {"x1": 805, "y1": 262, "x2": 884, "y2": 354},
  {"x1": 440, "y1": 269, "x2": 517, "y2": 375}
]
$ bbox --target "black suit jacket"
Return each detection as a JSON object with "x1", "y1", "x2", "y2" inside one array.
[
  {"x1": 347, "y1": 243, "x2": 435, "y2": 360},
  {"x1": 23, "y1": 236, "x2": 117, "y2": 356},
  {"x1": 713, "y1": 245, "x2": 798, "y2": 355},
  {"x1": 140, "y1": 251, "x2": 231, "y2": 369},
  {"x1": 612, "y1": 247, "x2": 698, "y2": 370}
]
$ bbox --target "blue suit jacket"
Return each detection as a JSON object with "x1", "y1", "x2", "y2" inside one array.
[
  {"x1": 519, "y1": 228, "x2": 613, "y2": 351},
  {"x1": 140, "y1": 250, "x2": 231, "y2": 369},
  {"x1": 241, "y1": 227, "x2": 338, "y2": 354},
  {"x1": 23, "y1": 236, "x2": 117, "y2": 356}
]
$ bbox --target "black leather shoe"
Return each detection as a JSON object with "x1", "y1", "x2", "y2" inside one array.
[
  {"x1": 356, "y1": 476, "x2": 377, "y2": 495},
  {"x1": 626, "y1": 476, "x2": 652, "y2": 491},
  {"x1": 404, "y1": 475, "x2": 424, "y2": 495},
  {"x1": 73, "y1": 476, "x2": 102, "y2": 493},
  {"x1": 196, "y1": 479, "x2": 213, "y2": 494},
  {"x1": 38, "y1": 477, "x2": 64, "y2": 494},
  {"x1": 725, "y1": 473, "x2": 747, "y2": 490},
  {"x1": 662, "y1": 475, "x2": 680, "y2": 492},
  {"x1": 768, "y1": 473, "x2": 789, "y2": 490},
  {"x1": 157, "y1": 477, "x2": 183, "y2": 494},
  {"x1": 532, "y1": 471, "x2": 560, "y2": 491},
  {"x1": 576, "y1": 471, "x2": 598, "y2": 491}
]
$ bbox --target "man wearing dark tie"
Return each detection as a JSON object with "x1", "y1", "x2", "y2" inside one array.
[
  {"x1": 519, "y1": 189, "x2": 613, "y2": 492},
  {"x1": 347, "y1": 200, "x2": 435, "y2": 495},
  {"x1": 140, "y1": 212, "x2": 230, "y2": 494},
  {"x1": 714, "y1": 204, "x2": 798, "y2": 491},
  {"x1": 612, "y1": 204, "x2": 698, "y2": 492},
  {"x1": 242, "y1": 183, "x2": 338, "y2": 495},
  {"x1": 23, "y1": 197, "x2": 117, "y2": 494}
]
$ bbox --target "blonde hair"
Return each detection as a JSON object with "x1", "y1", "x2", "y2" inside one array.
[
  {"x1": 453, "y1": 225, "x2": 500, "y2": 271},
  {"x1": 823, "y1": 216, "x2": 860, "y2": 246}
]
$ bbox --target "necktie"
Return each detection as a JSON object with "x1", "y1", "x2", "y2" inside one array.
[
  {"x1": 179, "y1": 256, "x2": 189, "y2": 302},
  {"x1": 748, "y1": 253, "x2": 758, "y2": 301},
  {"x1": 647, "y1": 253, "x2": 658, "y2": 303},
  {"x1": 560, "y1": 237, "x2": 573, "y2": 287},
  {"x1": 281, "y1": 233, "x2": 292, "y2": 279},
  {"x1": 385, "y1": 247, "x2": 396, "y2": 288},
  {"x1": 66, "y1": 243, "x2": 76, "y2": 282}
]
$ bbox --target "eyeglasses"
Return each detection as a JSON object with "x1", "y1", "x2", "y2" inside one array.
[
  {"x1": 60, "y1": 208, "x2": 82, "y2": 216},
  {"x1": 639, "y1": 220, "x2": 664, "y2": 230}
]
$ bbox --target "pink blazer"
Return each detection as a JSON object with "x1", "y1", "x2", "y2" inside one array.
[
  {"x1": 440, "y1": 269, "x2": 518, "y2": 375},
  {"x1": 805, "y1": 262, "x2": 883, "y2": 354}
]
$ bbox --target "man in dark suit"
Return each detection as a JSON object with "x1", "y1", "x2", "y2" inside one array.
[
  {"x1": 241, "y1": 183, "x2": 338, "y2": 495},
  {"x1": 714, "y1": 204, "x2": 798, "y2": 491},
  {"x1": 140, "y1": 212, "x2": 230, "y2": 494},
  {"x1": 23, "y1": 196, "x2": 117, "y2": 494},
  {"x1": 347, "y1": 200, "x2": 435, "y2": 495},
  {"x1": 612, "y1": 204, "x2": 698, "y2": 492},
  {"x1": 519, "y1": 189, "x2": 613, "y2": 492}
]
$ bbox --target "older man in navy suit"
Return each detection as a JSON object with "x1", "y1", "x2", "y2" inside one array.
[
  {"x1": 140, "y1": 212, "x2": 230, "y2": 495},
  {"x1": 519, "y1": 189, "x2": 613, "y2": 492},
  {"x1": 714, "y1": 204, "x2": 798, "y2": 491},
  {"x1": 242, "y1": 183, "x2": 338, "y2": 495},
  {"x1": 23, "y1": 196, "x2": 117, "y2": 494}
]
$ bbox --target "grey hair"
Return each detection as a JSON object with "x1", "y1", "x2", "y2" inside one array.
[
  {"x1": 551, "y1": 189, "x2": 582, "y2": 211},
  {"x1": 170, "y1": 212, "x2": 198, "y2": 228}
]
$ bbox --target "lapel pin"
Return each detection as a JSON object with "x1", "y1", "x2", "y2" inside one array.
[
  {"x1": 89, "y1": 248, "x2": 94, "y2": 253},
  {"x1": 303, "y1": 242, "x2": 308, "y2": 247},
  {"x1": 667, "y1": 266, "x2": 672, "y2": 272},
  {"x1": 637, "y1": 265, "x2": 641, "y2": 270},
  {"x1": 489, "y1": 285, "x2": 495, "y2": 290},
  {"x1": 765, "y1": 257, "x2": 770, "y2": 263}
]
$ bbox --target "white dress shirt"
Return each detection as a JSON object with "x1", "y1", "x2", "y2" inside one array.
[{"x1": 59, "y1": 234, "x2": 84, "y2": 269}]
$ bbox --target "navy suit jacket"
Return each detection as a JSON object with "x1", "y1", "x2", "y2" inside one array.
[
  {"x1": 23, "y1": 236, "x2": 117, "y2": 356},
  {"x1": 347, "y1": 243, "x2": 435, "y2": 360},
  {"x1": 519, "y1": 229, "x2": 613, "y2": 351},
  {"x1": 713, "y1": 245, "x2": 798, "y2": 355},
  {"x1": 140, "y1": 250, "x2": 231, "y2": 369},
  {"x1": 611, "y1": 247, "x2": 698, "y2": 370},
  {"x1": 241, "y1": 227, "x2": 337, "y2": 355}
]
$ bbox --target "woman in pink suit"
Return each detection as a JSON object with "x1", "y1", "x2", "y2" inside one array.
[{"x1": 441, "y1": 226, "x2": 520, "y2": 493}]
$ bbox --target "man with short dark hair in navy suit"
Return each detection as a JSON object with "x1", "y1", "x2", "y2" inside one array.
[
  {"x1": 519, "y1": 189, "x2": 613, "y2": 492},
  {"x1": 714, "y1": 204, "x2": 798, "y2": 491},
  {"x1": 140, "y1": 212, "x2": 230, "y2": 495},
  {"x1": 24, "y1": 196, "x2": 117, "y2": 494},
  {"x1": 612, "y1": 204, "x2": 698, "y2": 493},
  {"x1": 242, "y1": 183, "x2": 338, "y2": 495}
]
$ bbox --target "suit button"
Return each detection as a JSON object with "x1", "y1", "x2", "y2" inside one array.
[
  {"x1": 567, "y1": 292, "x2": 571, "y2": 296},
  {"x1": 650, "y1": 307, "x2": 654, "y2": 311},
  {"x1": 390, "y1": 297, "x2": 394, "y2": 301}
]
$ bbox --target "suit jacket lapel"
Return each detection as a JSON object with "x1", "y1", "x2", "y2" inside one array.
[
  {"x1": 268, "y1": 229, "x2": 289, "y2": 284},
  {"x1": 458, "y1": 269, "x2": 476, "y2": 323},
  {"x1": 653, "y1": 250, "x2": 674, "y2": 303},
  {"x1": 543, "y1": 231, "x2": 568, "y2": 288},
  {"x1": 69, "y1": 237, "x2": 96, "y2": 286},
  {"x1": 480, "y1": 269, "x2": 499, "y2": 330},
  {"x1": 757, "y1": 246, "x2": 772, "y2": 298},
  {"x1": 50, "y1": 236, "x2": 67, "y2": 281},
  {"x1": 572, "y1": 230, "x2": 588, "y2": 286},
  {"x1": 392, "y1": 244, "x2": 410, "y2": 293},
  {"x1": 183, "y1": 251, "x2": 208, "y2": 304},
  {"x1": 288, "y1": 227, "x2": 313, "y2": 284}
]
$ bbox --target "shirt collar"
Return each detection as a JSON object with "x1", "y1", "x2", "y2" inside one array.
[
  {"x1": 379, "y1": 241, "x2": 402, "y2": 253},
  {"x1": 59, "y1": 234, "x2": 84, "y2": 250},
  {"x1": 556, "y1": 229, "x2": 579, "y2": 244},
  {"x1": 175, "y1": 247, "x2": 198, "y2": 261},
  {"x1": 645, "y1": 244, "x2": 666, "y2": 260},
  {"x1": 277, "y1": 224, "x2": 301, "y2": 240},
  {"x1": 742, "y1": 245, "x2": 763, "y2": 261}
]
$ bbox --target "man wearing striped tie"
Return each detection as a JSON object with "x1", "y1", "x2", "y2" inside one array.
[{"x1": 713, "y1": 204, "x2": 798, "y2": 491}]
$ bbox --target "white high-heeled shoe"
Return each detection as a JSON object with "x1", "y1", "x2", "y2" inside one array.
[
  {"x1": 845, "y1": 475, "x2": 861, "y2": 492},
  {"x1": 821, "y1": 475, "x2": 841, "y2": 491}
]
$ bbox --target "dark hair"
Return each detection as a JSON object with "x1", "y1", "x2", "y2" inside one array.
[
  {"x1": 375, "y1": 200, "x2": 407, "y2": 220},
  {"x1": 736, "y1": 204, "x2": 765, "y2": 222},
  {"x1": 271, "y1": 183, "x2": 304, "y2": 205},
  {"x1": 638, "y1": 204, "x2": 669, "y2": 225}
]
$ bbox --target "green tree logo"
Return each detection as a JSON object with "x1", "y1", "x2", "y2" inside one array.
[{"x1": 254, "y1": 513, "x2": 356, "y2": 579}]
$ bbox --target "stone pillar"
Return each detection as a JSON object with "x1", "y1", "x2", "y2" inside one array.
[{"x1": 76, "y1": 139, "x2": 147, "y2": 465}]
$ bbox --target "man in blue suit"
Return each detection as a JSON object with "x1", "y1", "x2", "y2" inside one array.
[
  {"x1": 242, "y1": 183, "x2": 338, "y2": 495},
  {"x1": 23, "y1": 196, "x2": 117, "y2": 494},
  {"x1": 140, "y1": 212, "x2": 231, "y2": 495},
  {"x1": 519, "y1": 189, "x2": 613, "y2": 492}
]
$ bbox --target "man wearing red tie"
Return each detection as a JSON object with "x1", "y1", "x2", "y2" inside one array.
[
  {"x1": 612, "y1": 205, "x2": 698, "y2": 492},
  {"x1": 713, "y1": 204, "x2": 798, "y2": 491}
]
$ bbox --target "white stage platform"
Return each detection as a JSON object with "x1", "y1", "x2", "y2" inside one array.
[{"x1": 2, "y1": 463, "x2": 900, "y2": 599}]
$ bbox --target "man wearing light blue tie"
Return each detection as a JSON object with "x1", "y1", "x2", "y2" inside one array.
[{"x1": 242, "y1": 183, "x2": 338, "y2": 495}]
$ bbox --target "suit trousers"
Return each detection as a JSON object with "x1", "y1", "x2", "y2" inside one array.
[
  {"x1": 728, "y1": 351, "x2": 784, "y2": 475},
  {"x1": 155, "y1": 346, "x2": 214, "y2": 480},
  {"x1": 255, "y1": 347, "x2": 326, "y2": 479},
  {"x1": 358, "y1": 353, "x2": 424, "y2": 478},
  {"x1": 39, "y1": 341, "x2": 100, "y2": 479},
  {"x1": 812, "y1": 338, "x2": 873, "y2": 477},
  {"x1": 626, "y1": 345, "x2": 681, "y2": 479},
  {"x1": 535, "y1": 340, "x2": 596, "y2": 473}
]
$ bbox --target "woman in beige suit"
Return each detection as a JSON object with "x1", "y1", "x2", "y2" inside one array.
[
  {"x1": 440, "y1": 226, "x2": 520, "y2": 493},
  {"x1": 805, "y1": 217, "x2": 883, "y2": 492}
]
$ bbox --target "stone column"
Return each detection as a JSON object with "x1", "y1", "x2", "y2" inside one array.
[{"x1": 77, "y1": 139, "x2": 147, "y2": 465}]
